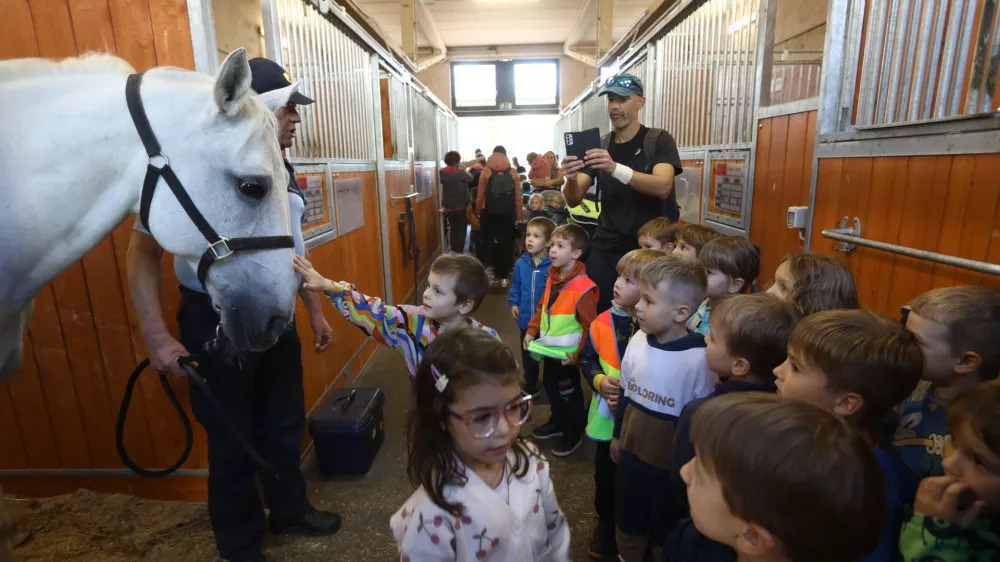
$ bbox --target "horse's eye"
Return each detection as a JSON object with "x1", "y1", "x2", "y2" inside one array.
[{"x1": 239, "y1": 181, "x2": 267, "y2": 200}]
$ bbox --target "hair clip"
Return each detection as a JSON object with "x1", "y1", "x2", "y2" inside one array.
[{"x1": 431, "y1": 364, "x2": 449, "y2": 393}]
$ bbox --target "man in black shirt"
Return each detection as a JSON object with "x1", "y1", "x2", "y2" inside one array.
[{"x1": 562, "y1": 74, "x2": 683, "y2": 313}]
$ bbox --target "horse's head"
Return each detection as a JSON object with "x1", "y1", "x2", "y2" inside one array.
[{"x1": 141, "y1": 49, "x2": 297, "y2": 352}]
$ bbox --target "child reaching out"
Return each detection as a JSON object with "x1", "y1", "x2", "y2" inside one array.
[
  {"x1": 765, "y1": 252, "x2": 859, "y2": 317},
  {"x1": 294, "y1": 253, "x2": 497, "y2": 380},
  {"x1": 899, "y1": 378, "x2": 1000, "y2": 560},
  {"x1": 390, "y1": 329, "x2": 570, "y2": 560}
]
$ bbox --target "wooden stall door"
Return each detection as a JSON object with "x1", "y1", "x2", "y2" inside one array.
[
  {"x1": 749, "y1": 110, "x2": 818, "y2": 289},
  {"x1": 808, "y1": 153, "x2": 1000, "y2": 317}
]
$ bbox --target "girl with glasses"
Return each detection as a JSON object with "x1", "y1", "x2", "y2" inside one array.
[{"x1": 391, "y1": 328, "x2": 571, "y2": 560}]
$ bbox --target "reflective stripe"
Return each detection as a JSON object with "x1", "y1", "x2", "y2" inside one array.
[
  {"x1": 586, "y1": 312, "x2": 624, "y2": 441},
  {"x1": 535, "y1": 332, "x2": 583, "y2": 347}
]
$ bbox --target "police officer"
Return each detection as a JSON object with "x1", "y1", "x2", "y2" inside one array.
[{"x1": 127, "y1": 59, "x2": 338, "y2": 562}]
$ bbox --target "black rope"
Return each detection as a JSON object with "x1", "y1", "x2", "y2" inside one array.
[{"x1": 116, "y1": 356, "x2": 274, "y2": 477}]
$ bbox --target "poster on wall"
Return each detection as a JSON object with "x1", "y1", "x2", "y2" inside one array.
[
  {"x1": 335, "y1": 178, "x2": 364, "y2": 235},
  {"x1": 712, "y1": 163, "x2": 745, "y2": 217},
  {"x1": 674, "y1": 165, "x2": 703, "y2": 224},
  {"x1": 296, "y1": 173, "x2": 329, "y2": 230}
]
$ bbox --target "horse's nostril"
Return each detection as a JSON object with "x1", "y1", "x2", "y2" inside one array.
[{"x1": 266, "y1": 315, "x2": 287, "y2": 334}]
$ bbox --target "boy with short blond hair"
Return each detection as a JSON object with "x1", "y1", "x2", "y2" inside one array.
[
  {"x1": 637, "y1": 217, "x2": 678, "y2": 253},
  {"x1": 775, "y1": 309, "x2": 924, "y2": 562},
  {"x1": 670, "y1": 393, "x2": 887, "y2": 562},
  {"x1": 687, "y1": 236, "x2": 762, "y2": 334},
  {"x1": 578, "y1": 248, "x2": 663, "y2": 559},
  {"x1": 524, "y1": 223, "x2": 597, "y2": 457},
  {"x1": 672, "y1": 223, "x2": 723, "y2": 259},
  {"x1": 295, "y1": 253, "x2": 496, "y2": 380},
  {"x1": 670, "y1": 293, "x2": 799, "y2": 520},
  {"x1": 611, "y1": 254, "x2": 714, "y2": 562},
  {"x1": 894, "y1": 285, "x2": 1000, "y2": 479}
]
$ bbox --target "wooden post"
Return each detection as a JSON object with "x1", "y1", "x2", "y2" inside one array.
[
  {"x1": 400, "y1": 0, "x2": 417, "y2": 61},
  {"x1": 0, "y1": 486, "x2": 14, "y2": 562},
  {"x1": 598, "y1": 0, "x2": 614, "y2": 58}
]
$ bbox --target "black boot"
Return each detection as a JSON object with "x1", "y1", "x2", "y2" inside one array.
[
  {"x1": 588, "y1": 522, "x2": 618, "y2": 559},
  {"x1": 269, "y1": 509, "x2": 342, "y2": 536}
]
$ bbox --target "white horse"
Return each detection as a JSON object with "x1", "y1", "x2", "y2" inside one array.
[{"x1": 0, "y1": 48, "x2": 299, "y2": 380}]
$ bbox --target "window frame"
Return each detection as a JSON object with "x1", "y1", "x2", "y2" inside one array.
[{"x1": 450, "y1": 59, "x2": 561, "y2": 116}]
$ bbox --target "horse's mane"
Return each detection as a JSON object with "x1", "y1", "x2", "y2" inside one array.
[{"x1": 0, "y1": 52, "x2": 135, "y2": 83}]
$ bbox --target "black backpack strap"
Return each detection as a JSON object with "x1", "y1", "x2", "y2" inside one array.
[
  {"x1": 601, "y1": 131, "x2": 612, "y2": 150},
  {"x1": 643, "y1": 128, "x2": 664, "y2": 173}
]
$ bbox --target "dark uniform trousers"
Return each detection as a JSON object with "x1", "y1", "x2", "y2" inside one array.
[{"x1": 178, "y1": 287, "x2": 311, "y2": 561}]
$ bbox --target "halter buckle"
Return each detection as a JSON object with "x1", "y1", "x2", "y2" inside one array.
[{"x1": 207, "y1": 237, "x2": 234, "y2": 260}]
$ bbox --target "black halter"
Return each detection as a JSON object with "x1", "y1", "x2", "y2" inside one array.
[{"x1": 125, "y1": 73, "x2": 294, "y2": 286}]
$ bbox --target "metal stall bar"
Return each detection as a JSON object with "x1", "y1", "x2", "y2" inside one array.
[
  {"x1": 895, "y1": 0, "x2": 922, "y2": 123},
  {"x1": 874, "y1": 0, "x2": 901, "y2": 125},
  {"x1": 821, "y1": 229, "x2": 1000, "y2": 276},
  {"x1": 857, "y1": 0, "x2": 885, "y2": 127},
  {"x1": 882, "y1": 0, "x2": 910, "y2": 125}
]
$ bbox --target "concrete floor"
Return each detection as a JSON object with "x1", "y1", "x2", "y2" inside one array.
[{"x1": 265, "y1": 285, "x2": 599, "y2": 561}]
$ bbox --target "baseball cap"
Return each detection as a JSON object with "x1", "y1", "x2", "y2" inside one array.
[
  {"x1": 248, "y1": 58, "x2": 314, "y2": 108},
  {"x1": 599, "y1": 73, "x2": 644, "y2": 98}
]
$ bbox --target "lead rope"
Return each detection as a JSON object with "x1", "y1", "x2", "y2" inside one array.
[{"x1": 115, "y1": 327, "x2": 274, "y2": 477}]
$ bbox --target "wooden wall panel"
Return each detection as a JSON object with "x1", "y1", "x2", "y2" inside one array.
[
  {"x1": 807, "y1": 153, "x2": 1000, "y2": 317},
  {"x1": 296, "y1": 172, "x2": 384, "y2": 414},
  {"x1": 749, "y1": 110, "x2": 817, "y2": 289}
]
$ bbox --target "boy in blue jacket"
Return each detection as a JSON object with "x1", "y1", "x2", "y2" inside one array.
[{"x1": 510, "y1": 217, "x2": 555, "y2": 395}]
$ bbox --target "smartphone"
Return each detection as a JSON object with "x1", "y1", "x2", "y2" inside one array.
[{"x1": 564, "y1": 128, "x2": 601, "y2": 179}]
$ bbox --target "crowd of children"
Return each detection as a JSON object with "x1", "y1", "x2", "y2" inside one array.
[{"x1": 291, "y1": 210, "x2": 1000, "y2": 562}]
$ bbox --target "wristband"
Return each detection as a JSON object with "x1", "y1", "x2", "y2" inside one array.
[{"x1": 611, "y1": 163, "x2": 634, "y2": 185}]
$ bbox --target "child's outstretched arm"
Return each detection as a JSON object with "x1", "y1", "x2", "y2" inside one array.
[{"x1": 294, "y1": 255, "x2": 416, "y2": 350}]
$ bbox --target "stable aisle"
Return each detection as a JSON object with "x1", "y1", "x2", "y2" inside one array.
[{"x1": 283, "y1": 286, "x2": 598, "y2": 561}]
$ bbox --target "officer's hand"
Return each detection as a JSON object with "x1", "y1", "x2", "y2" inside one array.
[
  {"x1": 583, "y1": 148, "x2": 615, "y2": 172},
  {"x1": 148, "y1": 334, "x2": 190, "y2": 378},
  {"x1": 311, "y1": 314, "x2": 333, "y2": 352}
]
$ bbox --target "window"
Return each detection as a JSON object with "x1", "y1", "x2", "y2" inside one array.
[
  {"x1": 514, "y1": 62, "x2": 558, "y2": 106},
  {"x1": 451, "y1": 59, "x2": 560, "y2": 115},
  {"x1": 453, "y1": 63, "x2": 497, "y2": 108}
]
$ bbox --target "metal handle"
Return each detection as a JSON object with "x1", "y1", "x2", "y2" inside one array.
[
  {"x1": 822, "y1": 221, "x2": 1000, "y2": 277},
  {"x1": 390, "y1": 192, "x2": 419, "y2": 201}
]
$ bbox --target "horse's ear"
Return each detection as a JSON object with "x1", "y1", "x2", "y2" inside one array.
[{"x1": 214, "y1": 48, "x2": 252, "y2": 117}]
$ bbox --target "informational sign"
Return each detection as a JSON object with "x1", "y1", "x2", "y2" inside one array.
[
  {"x1": 335, "y1": 178, "x2": 365, "y2": 235},
  {"x1": 712, "y1": 163, "x2": 745, "y2": 217},
  {"x1": 296, "y1": 173, "x2": 329, "y2": 230}
]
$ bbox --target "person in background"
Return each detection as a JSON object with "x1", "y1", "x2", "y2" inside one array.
[
  {"x1": 687, "y1": 236, "x2": 761, "y2": 335},
  {"x1": 766, "y1": 252, "x2": 860, "y2": 317},
  {"x1": 513, "y1": 155, "x2": 526, "y2": 175},
  {"x1": 561, "y1": 74, "x2": 683, "y2": 313},
  {"x1": 526, "y1": 193, "x2": 548, "y2": 221},
  {"x1": 898, "y1": 378, "x2": 1000, "y2": 561},
  {"x1": 476, "y1": 145, "x2": 523, "y2": 286},
  {"x1": 509, "y1": 217, "x2": 555, "y2": 397},
  {"x1": 637, "y1": 217, "x2": 678, "y2": 253},
  {"x1": 671, "y1": 224, "x2": 723, "y2": 260},
  {"x1": 545, "y1": 151, "x2": 564, "y2": 188},
  {"x1": 549, "y1": 192, "x2": 570, "y2": 226},
  {"x1": 127, "y1": 57, "x2": 339, "y2": 562},
  {"x1": 441, "y1": 151, "x2": 474, "y2": 254},
  {"x1": 893, "y1": 286, "x2": 1000, "y2": 479},
  {"x1": 528, "y1": 152, "x2": 551, "y2": 188}
]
